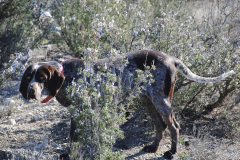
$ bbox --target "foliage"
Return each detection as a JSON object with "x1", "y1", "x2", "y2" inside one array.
[
  {"x1": 0, "y1": 0, "x2": 52, "y2": 87},
  {"x1": 67, "y1": 51, "x2": 126, "y2": 159},
  {"x1": 0, "y1": 51, "x2": 32, "y2": 87},
  {"x1": 48, "y1": 0, "x2": 240, "y2": 158},
  {"x1": 221, "y1": 109, "x2": 240, "y2": 138},
  {"x1": 51, "y1": 0, "x2": 130, "y2": 58},
  {"x1": 0, "y1": 0, "x2": 32, "y2": 67},
  {"x1": 50, "y1": 0, "x2": 239, "y2": 113},
  {"x1": 168, "y1": 0, "x2": 240, "y2": 114},
  {"x1": 1, "y1": 0, "x2": 239, "y2": 158}
]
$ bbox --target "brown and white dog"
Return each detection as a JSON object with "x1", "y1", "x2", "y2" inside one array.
[{"x1": 19, "y1": 49, "x2": 234, "y2": 159}]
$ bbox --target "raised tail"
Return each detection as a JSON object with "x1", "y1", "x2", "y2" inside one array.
[{"x1": 174, "y1": 59, "x2": 235, "y2": 83}]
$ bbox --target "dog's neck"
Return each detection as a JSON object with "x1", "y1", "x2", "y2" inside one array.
[{"x1": 37, "y1": 61, "x2": 64, "y2": 73}]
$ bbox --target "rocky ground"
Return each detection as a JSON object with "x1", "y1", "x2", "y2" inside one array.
[
  {"x1": 0, "y1": 45, "x2": 239, "y2": 160},
  {"x1": 1, "y1": 0, "x2": 240, "y2": 159}
]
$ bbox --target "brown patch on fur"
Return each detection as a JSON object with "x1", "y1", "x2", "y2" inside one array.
[
  {"x1": 168, "y1": 79, "x2": 176, "y2": 103},
  {"x1": 164, "y1": 69, "x2": 172, "y2": 96}
]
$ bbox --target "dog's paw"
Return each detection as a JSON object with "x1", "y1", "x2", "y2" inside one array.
[
  {"x1": 163, "y1": 150, "x2": 176, "y2": 159},
  {"x1": 143, "y1": 145, "x2": 158, "y2": 153},
  {"x1": 60, "y1": 153, "x2": 70, "y2": 160}
]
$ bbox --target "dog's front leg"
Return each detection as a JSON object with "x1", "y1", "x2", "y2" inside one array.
[{"x1": 70, "y1": 116, "x2": 78, "y2": 142}]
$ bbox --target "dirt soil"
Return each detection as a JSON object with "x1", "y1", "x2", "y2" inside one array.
[{"x1": 0, "y1": 45, "x2": 240, "y2": 160}]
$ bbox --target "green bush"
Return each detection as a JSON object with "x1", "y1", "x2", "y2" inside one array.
[
  {"x1": 166, "y1": 0, "x2": 240, "y2": 114},
  {"x1": 0, "y1": 0, "x2": 239, "y2": 158},
  {"x1": 51, "y1": 0, "x2": 239, "y2": 112},
  {"x1": 0, "y1": 0, "x2": 34, "y2": 67},
  {"x1": 67, "y1": 50, "x2": 153, "y2": 159},
  {"x1": 67, "y1": 54, "x2": 126, "y2": 159},
  {"x1": 0, "y1": 1, "x2": 51, "y2": 87},
  {"x1": 49, "y1": 0, "x2": 239, "y2": 158}
]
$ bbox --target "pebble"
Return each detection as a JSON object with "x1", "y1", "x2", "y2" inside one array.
[
  {"x1": 4, "y1": 99, "x2": 15, "y2": 107},
  {"x1": 11, "y1": 138, "x2": 17, "y2": 142},
  {"x1": 35, "y1": 115, "x2": 42, "y2": 121},
  {"x1": 9, "y1": 119, "x2": 16, "y2": 125}
]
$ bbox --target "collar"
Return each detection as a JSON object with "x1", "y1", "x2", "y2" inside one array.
[{"x1": 41, "y1": 63, "x2": 64, "y2": 103}]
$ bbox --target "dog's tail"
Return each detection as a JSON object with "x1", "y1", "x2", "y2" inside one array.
[{"x1": 174, "y1": 59, "x2": 235, "y2": 83}]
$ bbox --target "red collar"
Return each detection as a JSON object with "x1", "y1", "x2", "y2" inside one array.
[{"x1": 41, "y1": 63, "x2": 64, "y2": 103}]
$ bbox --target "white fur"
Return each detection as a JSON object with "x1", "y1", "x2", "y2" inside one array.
[
  {"x1": 175, "y1": 59, "x2": 235, "y2": 83},
  {"x1": 27, "y1": 64, "x2": 40, "y2": 99}
]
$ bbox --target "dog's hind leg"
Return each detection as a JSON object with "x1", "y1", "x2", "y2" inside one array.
[
  {"x1": 149, "y1": 96, "x2": 180, "y2": 159},
  {"x1": 139, "y1": 94, "x2": 167, "y2": 153},
  {"x1": 163, "y1": 111, "x2": 180, "y2": 159}
]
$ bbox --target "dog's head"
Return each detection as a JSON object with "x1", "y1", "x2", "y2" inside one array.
[{"x1": 19, "y1": 64, "x2": 65, "y2": 101}]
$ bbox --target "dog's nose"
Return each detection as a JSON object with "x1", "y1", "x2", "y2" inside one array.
[{"x1": 28, "y1": 88, "x2": 35, "y2": 94}]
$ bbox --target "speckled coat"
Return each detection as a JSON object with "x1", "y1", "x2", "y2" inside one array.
[{"x1": 19, "y1": 49, "x2": 234, "y2": 159}]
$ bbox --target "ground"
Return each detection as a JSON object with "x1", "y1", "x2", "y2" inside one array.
[{"x1": 0, "y1": 45, "x2": 239, "y2": 160}]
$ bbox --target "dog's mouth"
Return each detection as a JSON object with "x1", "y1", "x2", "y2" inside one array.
[
  {"x1": 27, "y1": 90, "x2": 42, "y2": 101},
  {"x1": 26, "y1": 86, "x2": 47, "y2": 101},
  {"x1": 28, "y1": 94, "x2": 36, "y2": 99},
  {"x1": 27, "y1": 94, "x2": 40, "y2": 101}
]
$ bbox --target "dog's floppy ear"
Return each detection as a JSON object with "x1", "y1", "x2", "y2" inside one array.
[
  {"x1": 47, "y1": 66, "x2": 65, "y2": 97},
  {"x1": 19, "y1": 65, "x2": 34, "y2": 100},
  {"x1": 19, "y1": 75, "x2": 29, "y2": 100}
]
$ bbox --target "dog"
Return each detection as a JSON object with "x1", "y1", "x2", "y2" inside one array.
[{"x1": 19, "y1": 49, "x2": 234, "y2": 159}]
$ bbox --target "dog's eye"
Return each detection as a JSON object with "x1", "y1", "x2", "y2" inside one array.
[{"x1": 39, "y1": 76, "x2": 46, "y2": 81}]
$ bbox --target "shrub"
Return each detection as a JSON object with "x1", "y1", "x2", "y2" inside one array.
[
  {"x1": 0, "y1": 51, "x2": 32, "y2": 88},
  {"x1": 0, "y1": 1, "x2": 51, "y2": 88},
  {"x1": 51, "y1": 0, "x2": 239, "y2": 112},
  {"x1": 0, "y1": 0, "x2": 238, "y2": 158},
  {"x1": 48, "y1": 0, "x2": 239, "y2": 158},
  {"x1": 0, "y1": 0, "x2": 33, "y2": 67},
  {"x1": 167, "y1": 0, "x2": 240, "y2": 114},
  {"x1": 67, "y1": 51, "x2": 126, "y2": 159}
]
